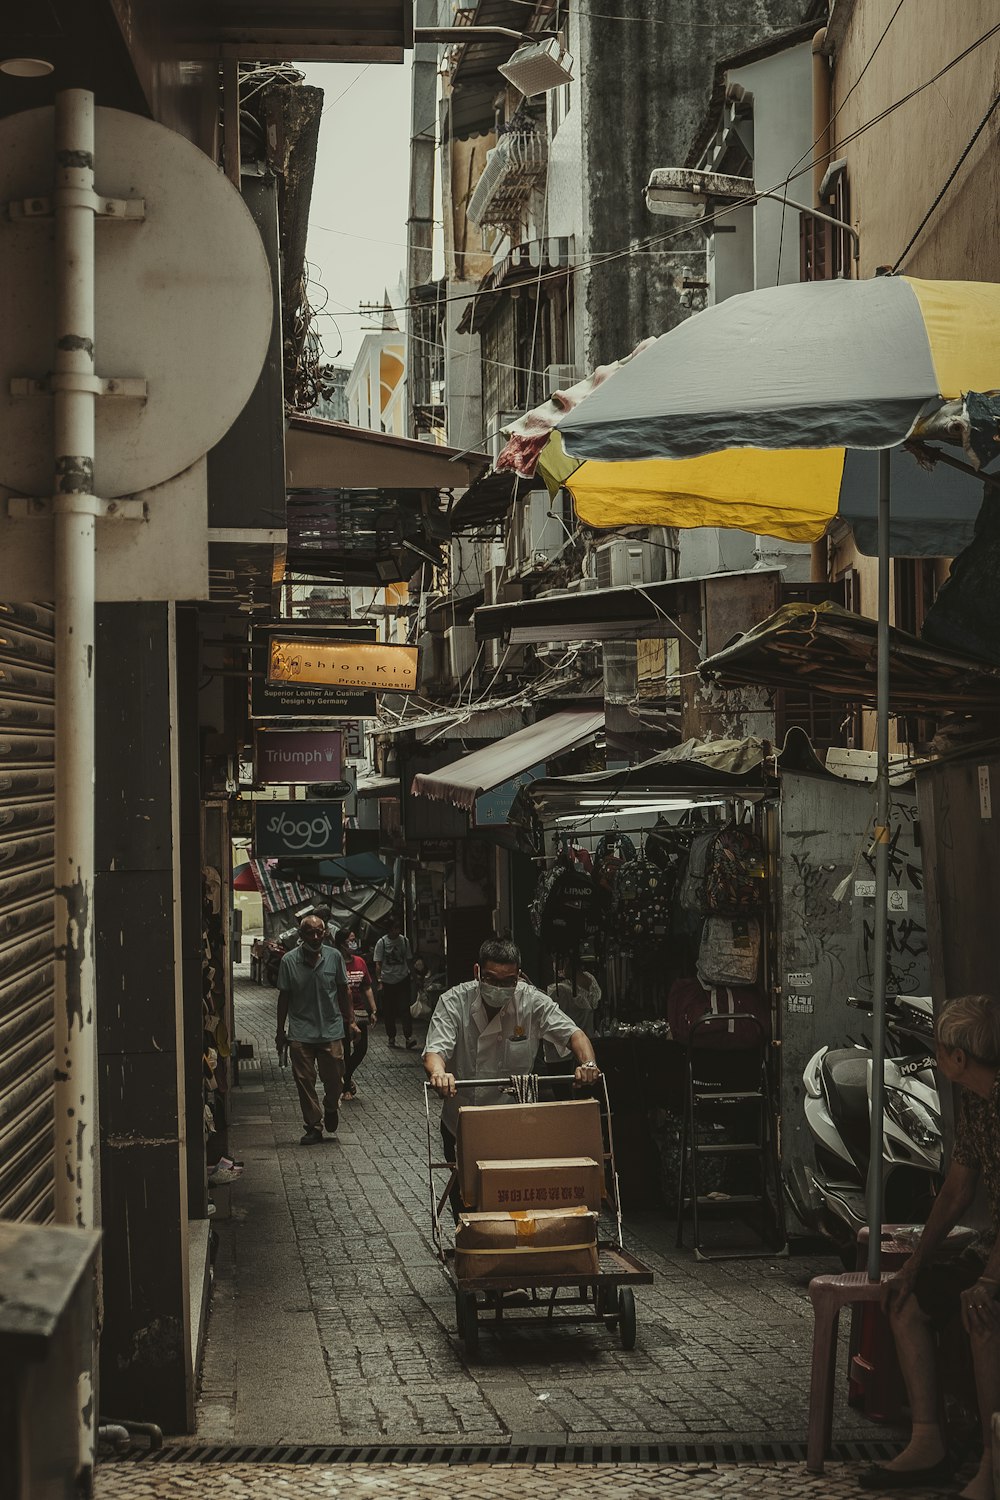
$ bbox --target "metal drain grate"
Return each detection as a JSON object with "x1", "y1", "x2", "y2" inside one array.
[{"x1": 111, "y1": 1438, "x2": 901, "y2": 1466}]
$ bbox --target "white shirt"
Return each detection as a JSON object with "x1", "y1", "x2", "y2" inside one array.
[{"x1": 424, "y1": 978, "x2": 581, "y2": 1133}]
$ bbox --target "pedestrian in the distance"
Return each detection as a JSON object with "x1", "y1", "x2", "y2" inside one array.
[
  {"x1": 276, "y1": 914, "x2": 358, "y2": 1144},
  {"x1": 335, "y1": 926, "x2": 377, "y2": 1100},
  {"x1": 374, "y1": 914, "x2": 417, "y2": 1049}
]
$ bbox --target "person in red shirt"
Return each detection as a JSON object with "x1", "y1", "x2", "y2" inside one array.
[{"x1": 334, "y1": 927, "x2": 377, "y2": 1100}]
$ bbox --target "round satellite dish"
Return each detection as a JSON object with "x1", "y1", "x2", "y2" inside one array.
[{"x1": 0, "y1": 106, "x2": 273, "y2": 497}]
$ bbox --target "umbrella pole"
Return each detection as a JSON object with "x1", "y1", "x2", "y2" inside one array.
[{"x1": 866, "y1": 447, "x2": 892, "y2": 1281}]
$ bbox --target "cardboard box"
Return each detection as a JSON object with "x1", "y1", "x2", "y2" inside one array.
[
  {"x1": 477, "y1": 1157, "x2": 603, "y2": 1212},
  {"x1": 455, "y1": 1206, "x2": 599, "y2": 1279},
  {"x1": 455, "y1": 1099, "x2": 604, "y2": 1209}
]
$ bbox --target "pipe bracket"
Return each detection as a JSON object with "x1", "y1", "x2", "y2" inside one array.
[
  {"x1": 4, "y1": 191, "x2": 145, "y2": 221},
  {"x1": 11, "y1": 375, "x2": 148, "y2": 400},
  {"x1": 8, "y1": 495, "x2": 148, "y2": 522}
]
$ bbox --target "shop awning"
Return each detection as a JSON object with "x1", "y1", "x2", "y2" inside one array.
[
  {"x1": 409, "y1": 708, "x2": 605, "y2": 810},
  {"x1": 285, "y1": 418, "x2": 489, "y2": 492},
  {"x1": 510, "y1": 736, "x2": 781, "y2": 825},
  {"x1": 448, "y1": 470, "x2": 535, "y2": 532},
  {"x1": 699, "y1": 601, "x2": 1000, "y2": 714},
  {"x1": 474, "y1": 569, "x2": 781, "y2": 643}
]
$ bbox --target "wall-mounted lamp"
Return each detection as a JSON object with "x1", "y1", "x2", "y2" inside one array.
[
  {"x1": 645, "y1": 165, "x2": 859, "y2": 269},
  {"x1": 498, "y1": 38, "x2": 574, "y2": 97}
]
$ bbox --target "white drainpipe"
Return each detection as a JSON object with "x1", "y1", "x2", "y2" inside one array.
[{"x1": 52, "y1": 86, "x2": 100, "y2": 1472}]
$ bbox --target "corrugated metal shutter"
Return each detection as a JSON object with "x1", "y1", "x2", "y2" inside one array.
[{"x1": 0, "y1": 602, "x2": 56, "y2": 1223}]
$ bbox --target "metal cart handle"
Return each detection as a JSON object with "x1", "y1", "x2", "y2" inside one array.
[{"x1": 423, "y1": 1074, "x2": 601, "y2": 1091}]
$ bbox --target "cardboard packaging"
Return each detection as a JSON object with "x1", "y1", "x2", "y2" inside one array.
[
  {"x1": 477, "y1": 1157, "x2": 603, "y2": 1212},
  {"x1": 455, "y1": 1099, "x2": 604, "y2": 1208},
  {"x1": 455, "y1": 1206, "x2": 599, "y2": 1279}
]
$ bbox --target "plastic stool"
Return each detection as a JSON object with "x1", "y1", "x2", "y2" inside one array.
[{"x1": 807, "y1": 1270, "x2": 892, "y2": 1473}]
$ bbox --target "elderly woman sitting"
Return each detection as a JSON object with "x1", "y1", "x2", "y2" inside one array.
[{"x1": 861, "y1": 993, "x2": 1000, "y2": 1497}]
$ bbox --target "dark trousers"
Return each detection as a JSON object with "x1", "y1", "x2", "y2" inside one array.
[
  {"x1": 344, "y1": 1017, "x2": 369, "y2": 1088},
  {"x1": 441, "y1": 1122, "x2": 462, "y2": 1221},
  {"x1": 381, "y1": 977, "x2": 412, "y2": 1040}
]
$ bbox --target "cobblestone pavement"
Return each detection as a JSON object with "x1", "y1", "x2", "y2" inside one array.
[
  {"x1": 95, "y1": 1460, "x2": 959, "y2": 1500},
  {"x1": 188, "y1": 972, "x2": 902, "y2": 1453}
]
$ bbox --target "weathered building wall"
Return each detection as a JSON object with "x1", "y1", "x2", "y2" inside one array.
[
  {"x1": 830, "y1": 0, "x2": 1000, "y2": 279},
  {"x1": 581, "y1": 0, "x2": 808, "y2": 367}
]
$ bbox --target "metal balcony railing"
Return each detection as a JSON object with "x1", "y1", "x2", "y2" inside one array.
[{"x1": 467, "y1": 126, "x2": 548, "y2": 231}]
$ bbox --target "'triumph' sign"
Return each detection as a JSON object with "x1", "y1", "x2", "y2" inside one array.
[{"x1": 254, "y1": 730, "x2": 342, "y2": 784}]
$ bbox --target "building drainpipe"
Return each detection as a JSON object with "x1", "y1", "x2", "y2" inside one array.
[
  {"x1": 811, "y1": 28, "x2": 832, "y2": 585},
  {"x1": 405, "y1": 0, "x2": 439, "y2": 438},
  {"x1": 52, "y1": 86, "x2": 100, "y2": 1477}
]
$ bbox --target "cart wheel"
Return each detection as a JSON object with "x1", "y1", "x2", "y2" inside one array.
[
  {"x1": 457, "y1": 1290, "x2": 479, "y2": 1357},
  {"x1": 618, "y1": 1287, "x2": 637, "y2": 1350}
]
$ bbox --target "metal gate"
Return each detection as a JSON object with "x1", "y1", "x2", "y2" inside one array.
[{"x1": 0, "y1": 602, "x2": 56, "y2": 1222}]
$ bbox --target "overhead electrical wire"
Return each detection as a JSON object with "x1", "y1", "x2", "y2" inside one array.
[{"x1": 891, "y1": 86, "x2": 1000, "y2": 272}]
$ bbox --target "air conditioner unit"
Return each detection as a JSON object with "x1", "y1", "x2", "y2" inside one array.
[
  {"x1": 595, "y1": 538, "x2": 667, "y2": 589},
  {"x1": 566, "y1": 575, "x2": 599, "y2": 592},
  {"x1": 520, "y1": 489, "x2": 564, "y2": 561},
  {"x1": 416, "y1": 631, "x2": 444, "y2": 691},
  {"x1": 543, "y1": 363, "x2": 582, "y2": 396},
  {"x1": 445, "y1": 624, "x2": 478, "y2": 682}
]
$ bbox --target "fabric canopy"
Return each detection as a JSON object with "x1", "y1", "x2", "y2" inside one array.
[
  {"x1": 698, "y1": 600, "x2": 1000, "y2": 714},
  {"x1": 409, "y1": 708, "x2": 604, "y2": 810},
  {"x1": 557, "y1": 278, "x2": 1000, "y2": 463}
]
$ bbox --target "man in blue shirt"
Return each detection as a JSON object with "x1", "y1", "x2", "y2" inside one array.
[{"x1": 276, "y1": 914, "x2": 356, "y2": 1144}]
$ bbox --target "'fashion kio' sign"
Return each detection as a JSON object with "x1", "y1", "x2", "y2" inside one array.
[
  {"x1": 255, "y1": 730, "x2": 342, "y2": 785},
  {"x1": 254, "y1": 801, "x2": 344, "y2": 857},
  {"x1": 267, "y1": 638, "x2": 418, "y2": 693}
]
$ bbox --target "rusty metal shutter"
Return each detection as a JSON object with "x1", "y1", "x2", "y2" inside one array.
[{"x1": 0, "y1": 602, "x2": 56, "y2": 1222}]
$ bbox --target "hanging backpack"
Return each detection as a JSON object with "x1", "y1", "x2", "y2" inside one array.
[
  {"x1": 538, "y1": 862, "x2": 608, "y2": 958},
  {"x1": 697, "y1": 915, "x2": 762, "y2": 988},
  {"x1": 678, "y1": 829, "x2": 717, "y2": 913},
  {"x1": 612, "y1": 856, "x2": 672, "y2": 944},
  {"x1": 593, "y1": 831, "x2": 637, "y2": 894},
  {"x1": 667, "y1": 978, "x2": 770, "y2": 1050},
  {"x1": 703, "y1": 822, "x2": 766, "y2": 917}
]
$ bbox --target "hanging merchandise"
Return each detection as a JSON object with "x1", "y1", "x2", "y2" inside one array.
[
  {"x1": 612, "y1": 856, "x2": 673, "y2": 946},
  {"x1": 592, "y1": 831, "x2": 637, "y2": 894},
  {"x1": 666, "y1": 978, "x2": 770, "y2": 1050},
  {"x1": 697, "y1": 915, "x2": 762, "y2": 988},
  {"x1": 678, "y1": 828, "x2": 717, "y2": 912},
  {"x1": 535, "y1": 860, "x2": 608, "y2": 965},
  {"x1": 703, "y1": 821, "x2": 766, "y2": 916}
]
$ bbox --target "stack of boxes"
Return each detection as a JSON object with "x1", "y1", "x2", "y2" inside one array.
[{"x1": 453, "y1": 1099, "x2": 606, "y2": 1279}]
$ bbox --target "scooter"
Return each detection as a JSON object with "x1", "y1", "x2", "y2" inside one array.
[{"x1": 794, "y1": 993, "x2": 942, "y2": 1258}]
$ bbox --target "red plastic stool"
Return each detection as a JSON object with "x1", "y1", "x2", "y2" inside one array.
[{"x1": 807, "y1": 1270, "x2": 892, "y2": 1473}]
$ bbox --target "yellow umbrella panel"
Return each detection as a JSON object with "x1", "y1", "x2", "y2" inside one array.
[{"x1": 538, "y1": 431, "x2": 846, "y2": 543}]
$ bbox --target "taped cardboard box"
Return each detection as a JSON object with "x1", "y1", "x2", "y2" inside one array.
[
  {"x1": 456, "y1": 1099, "x2": 604, "y2": 1208},
  {"x1": 477, "y1": 1157, "x2": 603, "y2": 1212},
  {"x1": 455, "y1": 1206, "x2": 599, "y2": 1279}
]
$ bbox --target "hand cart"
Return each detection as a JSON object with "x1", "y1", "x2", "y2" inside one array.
[{"x1": 424, "y1": 1074, "x2": 653, "y2": 1357}]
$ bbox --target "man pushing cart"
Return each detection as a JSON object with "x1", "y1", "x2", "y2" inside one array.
[{"x1": 422, "y1": 937, "x2": 653, "y2": 1355}]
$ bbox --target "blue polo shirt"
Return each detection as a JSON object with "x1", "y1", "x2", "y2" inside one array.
[{"x1": 278, "y1": 944, "x2": 348, "y2": 1043}]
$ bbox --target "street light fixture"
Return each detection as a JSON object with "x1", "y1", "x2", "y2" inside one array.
[{"x1": 645, "y1": 165, "x2": 859, "y2": 270}]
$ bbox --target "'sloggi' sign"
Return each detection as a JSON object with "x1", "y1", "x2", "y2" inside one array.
[
  {"x1": 254, "y1": 801, "x2": 343, "y2": 858},
  {"x1": 254, "y1": 730, "x2": 342, "y2": 784}
]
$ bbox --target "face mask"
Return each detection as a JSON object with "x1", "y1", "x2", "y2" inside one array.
[
  {"x1": 348, "y1": 940, "x2": 359, "y2": 952},
  {"x1": 480, "y1": 981, "x2": 515, "y2": 1010}
]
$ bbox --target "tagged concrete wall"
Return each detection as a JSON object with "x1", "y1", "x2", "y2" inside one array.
[
  {"x1": 831, "y1": 0, "x2": 1000, "y2": 279},
  {"x1": 580, "y1": 0, "x2": 807, "y2": 367}
]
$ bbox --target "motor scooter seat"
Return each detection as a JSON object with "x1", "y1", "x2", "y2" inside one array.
[{"x1": 821, "y1": 1050, "x2": 870, "y2": 1126}]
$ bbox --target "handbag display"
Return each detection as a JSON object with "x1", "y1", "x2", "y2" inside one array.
[
  {"x1": 696, "y1": 915, "x2": 762, "y2": 988},
  {"x1": 667, "y1": 977, "x2": 770, "y2": 1050}
]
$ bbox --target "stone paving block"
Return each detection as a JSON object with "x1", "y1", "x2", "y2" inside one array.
[{"x1": 189, "y1": 973, "x2": 906, "y2": 1449}]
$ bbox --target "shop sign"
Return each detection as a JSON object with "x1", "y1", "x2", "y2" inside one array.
[
  {"x1": 420, "y1": 838, "x2": 455, "y2": 862},
  {"x1": 254, "y1": 801, "x2": 343, "y2": 857},
  {"x1": 340, "y1": 719, "x2": 366, "y2": 760},
  {"x1": 255, "y1": 729, "x2": 342, "y2": 784},
  {"x1": 268, "y1": 637, "x2": 418, "y2": 692},
  {"x1": 251, "y1": 631, "x2": 378, "y2": 719},
  {"x1": 474, "y1": 763, "x2": 545, "y2": 827}
]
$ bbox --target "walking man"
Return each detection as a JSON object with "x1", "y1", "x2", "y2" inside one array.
[
  {"x1": 276, "y1": 914, "x2": 357, "y2": 1144},
  {"x1": 863, "y1": 993, "x2": 1000, "y2": 1496},
  {"x1": 334, "y1": 926, "x2": 377, "y2": 1100},
  {"x1": 374, "y1": 914, "x2": 416, "y2": 1049}
]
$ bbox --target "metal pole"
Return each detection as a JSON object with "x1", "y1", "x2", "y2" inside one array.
[
  {"x1": 52, "y1": 86, "x2": 100, "y2": 1473},
  {"x1": 866, "y1": 446, "x2": 892, "y2": 1281}
]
